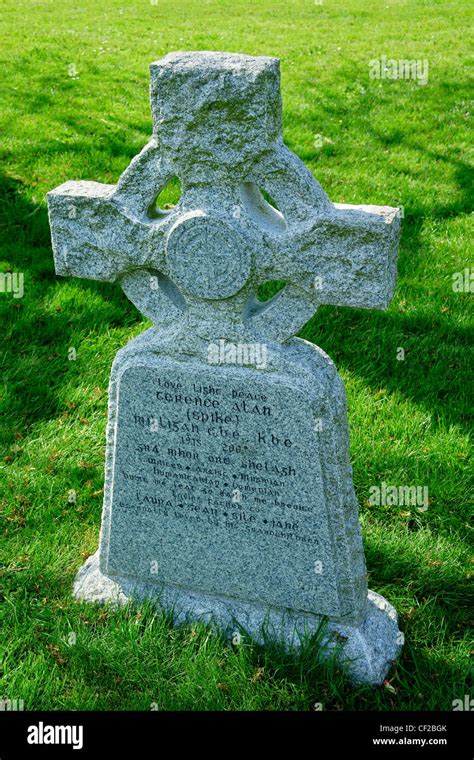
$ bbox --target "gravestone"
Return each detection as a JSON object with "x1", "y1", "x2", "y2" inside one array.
[{"x1": 47, "y1": 51, "x2": 403, "y2": 684}]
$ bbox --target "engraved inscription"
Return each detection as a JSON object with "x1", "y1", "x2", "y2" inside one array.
[{"x1": 106, "y1": 360, "x2": 341, "y2": 615}]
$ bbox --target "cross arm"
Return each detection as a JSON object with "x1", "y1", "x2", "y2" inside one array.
[
  {"x1": 246, "y1": 142, "x2": 400, "y2": 342},
  {"x1": 47, "y1": 180, "x2": 165, "y2": 283},
  {"x1": 287, "y1": 203, "x2": 400, "y2": 311}
]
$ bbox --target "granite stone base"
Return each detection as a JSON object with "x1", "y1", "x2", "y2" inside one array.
[{"x1": 74, "y1": 551, "x2": 402, "y2": 686}]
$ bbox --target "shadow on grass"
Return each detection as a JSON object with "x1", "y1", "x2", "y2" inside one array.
[
  {"x1": 0, "y1": 173, "x2": 142, "y2": 442},
  {"x1": 301, "y1": 304, "x2": 472, "y2": 431}
]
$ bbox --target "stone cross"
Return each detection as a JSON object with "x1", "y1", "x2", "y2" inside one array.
[
  {"x1": 47, "y1": 52, "x2": 402, "y2": 685},
  {"x1": 48, "y1": 52, "x2": 399, "y2": 347}
]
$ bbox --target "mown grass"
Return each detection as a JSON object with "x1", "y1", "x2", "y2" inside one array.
[{"x1": 0, "y1": 0, "x2": 472, "y2": 711}]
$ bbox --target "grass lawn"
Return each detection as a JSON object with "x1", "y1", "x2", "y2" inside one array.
[{"x1": 0, "y1": 0, "x2": 472, "y2": 711}]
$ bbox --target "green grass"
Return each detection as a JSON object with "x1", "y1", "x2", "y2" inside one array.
[{"x1": 0, "y1": 0, "x2": 472, "y2": 711}]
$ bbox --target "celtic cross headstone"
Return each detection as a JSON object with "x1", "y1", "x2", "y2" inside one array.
[{"x1": 47, "y1": 52, "x2": 402, "y2": 684}]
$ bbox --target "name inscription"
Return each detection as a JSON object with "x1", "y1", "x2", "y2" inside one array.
[{"x1": 105, "y1": 361, "x2": 339, "y2": 614}]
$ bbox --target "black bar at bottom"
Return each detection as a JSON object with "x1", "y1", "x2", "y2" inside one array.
[{"x1": 0, "y1": 710, "x2": 471, "y2": 757}]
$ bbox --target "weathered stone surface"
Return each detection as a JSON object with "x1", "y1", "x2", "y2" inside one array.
[
  {"x1": 47, "y1": 51, "x2": 400, "y2": 347},
  {"x1": 47, "y1": 51, "x2": 402, "y2": 686},
  {"x1": 99, "y1": 336, "x2": 366, "y2": 624}
]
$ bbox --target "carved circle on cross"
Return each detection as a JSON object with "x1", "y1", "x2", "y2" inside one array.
[{"x1": 165, "y1": 211, "x2": 251, "y2": 300}]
